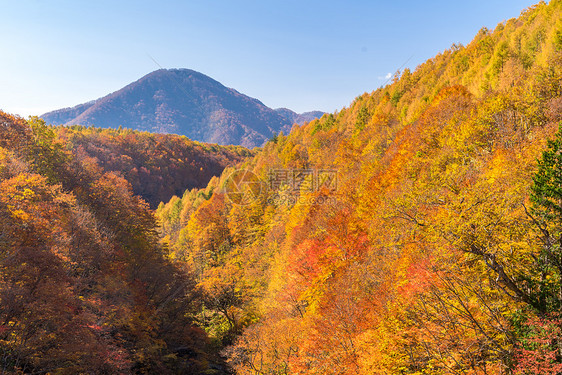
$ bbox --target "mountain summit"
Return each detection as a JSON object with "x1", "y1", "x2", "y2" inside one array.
[{"x1": 41, "y1": 69, "x2": 323, "y2": 147}]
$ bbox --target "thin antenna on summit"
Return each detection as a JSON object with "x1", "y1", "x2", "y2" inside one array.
[{"x1": 146, "y1": 53, "x2": 164, "y2": 70}]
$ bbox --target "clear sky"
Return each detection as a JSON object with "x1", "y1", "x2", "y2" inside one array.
[{"x1": 0, "y1": 0, "x2": 538, "y2": 117}]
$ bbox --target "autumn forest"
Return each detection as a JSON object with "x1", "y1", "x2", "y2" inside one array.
[{"x1": 3, "y1": 1, "x2": 562, "y2": 374}]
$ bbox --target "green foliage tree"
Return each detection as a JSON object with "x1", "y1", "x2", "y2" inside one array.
[{"x1": 528, "y1": 124, "x2": 562, "y2": 312}]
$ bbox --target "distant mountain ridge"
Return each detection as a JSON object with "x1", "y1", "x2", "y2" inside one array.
[
  {"x1": 41, "y1": 69, "x2": 324, "y2": 148},
  {"x1": 274, "y1": 108, "x2": 326, "y2": 126}
]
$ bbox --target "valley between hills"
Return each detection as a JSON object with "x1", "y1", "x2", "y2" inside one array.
[{"x1": 2, "y1": 1, "x2": 562, "y2": 374}]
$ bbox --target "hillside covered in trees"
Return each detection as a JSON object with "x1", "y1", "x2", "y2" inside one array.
[
  {"x1": 4, "y1": 1, "x2": 562, "y2": 374},
  {"x1": 0, "y1": 111, "x2": 223, "y2": 373},
  {"x1": 156, "y1": 1, "x2": 562, "y2": 373},
  {"x1": 52, "y1": 125, "x2": 253, "y2": 208}
]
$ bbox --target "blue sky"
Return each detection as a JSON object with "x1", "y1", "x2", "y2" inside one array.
[{"x1": 1, "y1": 0, "x2": 537, "y2": 117}]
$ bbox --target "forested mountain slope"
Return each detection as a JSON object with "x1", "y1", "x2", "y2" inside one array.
[
  {"x1": 54, "y1": 125, "x2": 253, "y2": 208},
  {"x1": 41, "y1": 69, "x2": 323, "y2": 148},
  {"x1": 0, "y1": 112, "x2": 221, "y2": 374},
  {"x1": 157, "y1": 1, "x2": 562, "y2": 373}
]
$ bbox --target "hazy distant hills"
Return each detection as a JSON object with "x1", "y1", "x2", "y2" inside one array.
[
  {"x1": 274, "y1": 108, "x2": 326, "y2": 126},
  {"x1": 41, "y1": 69, "x2": 324, "y2": 148}
]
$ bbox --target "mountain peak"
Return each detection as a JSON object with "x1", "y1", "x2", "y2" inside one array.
[{"x1": 41, "y1": 69, "x2": 323, "y2": 148}]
